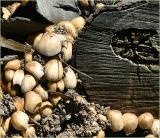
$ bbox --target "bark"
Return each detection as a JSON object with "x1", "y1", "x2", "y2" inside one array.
[{"x1": 76, "y1": 0, "x2": 159, "y2": 116}]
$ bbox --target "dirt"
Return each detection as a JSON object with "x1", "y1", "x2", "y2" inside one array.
[
  {"x1": 0, "y1": 94, "x2": 16, "y2": 117},
  {"x1": 35, "y1": 89, "x2": 109, "y2": 137}
]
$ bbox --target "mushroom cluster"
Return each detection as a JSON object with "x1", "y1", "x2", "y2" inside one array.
[
  {"x1": 0, "y1": 12, "x2": 88, "y2": 137},
  {"x1": 0, "y1": 0, "x2": 159, "y2": 138},
  {"x1": 106, "y1": 110, "x2": 160, "y2": 138}
]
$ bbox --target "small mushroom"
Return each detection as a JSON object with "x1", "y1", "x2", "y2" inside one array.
[
  {"x1": 4, "y1": 70, "x2": 15, "y2": 82},
  {"x1": 89, "y1": 105, "x2": 97, "y2": 114},
  {"x1": 145, "y1": 134, "x2": 156, "y2": 138},
  {"x1": 24, "y1": 53, "x2": 32, "y2": 63},
  {"x1": 96, "y1": 3, "x2": 105, "y2": 9},
  {"x1": 71, "y1": 16, "x2": 86, "y2": 32},
  {"x1": 21, "y1": 74, "x2": 37, "y2": 93},
  {"x1": 63, "y1": 67, "x2": 77, "y2": 89},
  {"x1": 2, "y1": 117, "x2": 11, "y2": 132},
  {"x1": 106, "y1": 110, "x2": 123, "y2": 132},
  {"x1": 24, "y1": 91, "x2": 42, "y2": 113},
  {"x1": 11, "y1": 111, "x2": 29, "y2": 131},
  {"x1": 25, "y1": 61, "x2": 44, "y2": 80},
  {"x1": 67, "y1": 34, "x2": 74, "y2": 43},
  {"x1": 57, "y1": 21, "x2": 77, "y2": 38},
  {"x1": 151, "y1": 119, "x2": 160, "y2": 137},
  {"x1": 0, "y1": 127, "x2": 6, "y2": 138},
  {"x1": 4, "y1": 59, "x2": 21, "y2": 71},
  {"x1": 79, "y1": 0, "x2": 89, "y2": 8},
  {"x1": 62, "y1": 41, "x2": 73, "y2": 62},
  {"x1": 13, "y1": 70, "x2": 24, "y2": 86},
  {"x1": 49, "y1": 95, "x2": 61, "y2": 106},
  {"x1": 21, "y1": 125, "x2": 36, "y2": 138},
  {"x1": 33, "y1": 84, "x2": 48, "y2": 101},
  {"x1": 45, "y1": 59, "x2": 63, "y2": 82},
  {"x1": 138, "y1": 112, "x2": 154, "y2": 129},
  {"x1": 30, "y1": 113, "x2": 41, "y2": 122},
  {"x1": 40, "y1": 101, "x2": 53, "y2": 117},
  {"x1": 11, "y1": 135, "x2": 23, "y2": 138},
  {"x1": 13, "y1": 97, "x2": 24, "y2": 111},
  {"x1": 7, "y1": 82, "x2": 20, "y2": 96},
  {"x1": 48, "y1": 80, "x2": 64, "y2": 93},
  {"x1": 97, "y1": 114, "x2": 107, "y2": 122},
  {"x1": 95, "y1": 129, "x2": 105, "y2": 138},
  {"x1": 123, "y1": 113, "x2": 138, "y2": 135},
  {"x1": 0, "y1": 116, "x2": 3, "y2": 126},
  {"x1": 32, "y1": 33, "x2": 43, "y2": 46}
]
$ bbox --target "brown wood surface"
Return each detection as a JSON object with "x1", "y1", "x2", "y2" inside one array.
[{"x1": 76, "y1": 0, "x2": 159, "y2": 117}]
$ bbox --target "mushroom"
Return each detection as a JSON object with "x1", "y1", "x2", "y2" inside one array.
[
  {"x1": 96, "y1": 3, "x2": 105, "y2": 9},
  {"x1": 40, "y1": 101, "x2": 53, "y2": 117},
  {"x1": 45, "y1": 59, "x2": 63, "y2": 82},
  {"x1": 95, "y1": 129, "x2": 105, "y2": 138},
  {"x1": 0, "y1": 116, "x2": 3, "y2": 126},
  {"x1": 7, "y1": 82, "x2": 20, "y2": 96},
  {"x1": 0, "y1": 127, "x2": 6, "y2": 138},
  {"x1": 67, "y1": 34, "x2": 74, "y2": 43},
  {"x1": 47, "y1": 80, "x2": 65, "y2": 93},
  {"x1": 13, "y1": 70, "x2": 24, "y2": 86},
  {"x1": 79, "y1": 0, "x2": 89, "y2": 8},
  {"x1": 138, "y1": 112, "x2": 154, "y2": 129},
  {"x1": 33, "y1": 84, "x2": 48, "y2": 101},
  {"x1": 145, "y1": 134, "x2": 156, "y2": 138},
  {"x1": 4, "y1": 70, "x2": 15, "y2": 82},
  {"x1": 11, "y1": 111, "x2": 29, "y2": 131},
  {"x1": 21, "y1": 74, "x2": 37, "y2": 93},
  {"x1": 4, "y1": 59, "x2": 21, "y2": 71},
  {"x1": 151, "y1": 119, "x2": 160, "y2": 137},
  {"x1": 33, "y1": 32, "x2": 67, "y2": 56},
  {"x1": 122, "y1": 113, "x2": 138, "y2": 135},
  {"x1": 24, "y1": 91, "x2": 42, "y2": 113},
  {"x1": 62, "y1": 41, "x2": 73, "y2": 62},
  {"x1": 57, "y1": 21, "x2": 77, "y2": 38},
  {"x1": 24, "y1": 52, "x2": 32, "y2": 63},
  {"x1": 30, "y1": 113, "x2": 41, "y2": 122},
  {"x1": 25, "y1": 61, "x2": 44, "y2": 80},
  {"x1": 71, "y1": 16, "x2": 86, "y2": 32},
  {"x1": 49, "y1": 95, "x2": 61, "y2": 106},
  {"x1": 11, "y1": 135, "x2": 23, "y2": 138},
  {"x1": 106, "y1": 110, "x2": 123, "y2": 132},
  {"x1": 63, "y1": 67, "x2": 77, "y2": 89},
  {"x1": 13, "y1": 97, "x2": 24, "y2": 111},
  {"x1": 2, "y1": 117, "x2": 11, "y2": 132},
  {"x1": 21, "y1": 125, "x2": 36, "y2": 138}
]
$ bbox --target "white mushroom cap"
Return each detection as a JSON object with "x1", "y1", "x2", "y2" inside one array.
[
  {"x1": 63, "y1": 67, "x2": 77, "y2": 89},
  {"x1": 13, "y1": 70, "x2": 24, "y2": 86},
  {"x1": 45, "y1": 59, "x2": 63, "y2": 82},
  {"x1": 25, "y1": 61, "x2": 44, "y2": 80},
  {"x1": 21, "y1": 74, "x2": 37, "y2": 93},
  {"x1": 33, "y1": 32, "x2": 67, "y2": 56},
  {"x1": 57, "y1": 21, "x2": 77, "y2": 38},
  {"x1": 4, "y1": 59, "x2": 21, "y2": 71},
  {"x1": 71, "y1": 16, "x2": 86, "y2": 32}
]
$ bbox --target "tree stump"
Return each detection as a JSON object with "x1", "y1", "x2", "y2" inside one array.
[{"x1": 76, "y1": 0, "x2": 159, "y2": 117}]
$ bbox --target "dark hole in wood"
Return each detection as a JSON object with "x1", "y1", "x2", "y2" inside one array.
[{"x1": 111, "y1": 28, "x2": 159, "y2": 66}]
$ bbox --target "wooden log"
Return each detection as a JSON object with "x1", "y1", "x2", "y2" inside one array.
[{"x1": 76, "y1": 0, "x2": 159, "y2": 116}]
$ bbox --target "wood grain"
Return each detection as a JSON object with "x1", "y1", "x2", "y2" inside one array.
[{"x1": 76, "y1": 1, "x2": 159, "y2": 116}]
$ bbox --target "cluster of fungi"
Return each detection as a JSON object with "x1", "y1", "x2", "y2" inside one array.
[{"x1": 0, "y1": 0, "x2": 159, "y2": 138}]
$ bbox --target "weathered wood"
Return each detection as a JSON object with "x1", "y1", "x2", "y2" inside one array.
[{"x1": 76, "y1": 1, "x2": 159, "y2": 116}]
